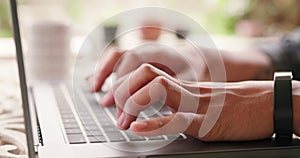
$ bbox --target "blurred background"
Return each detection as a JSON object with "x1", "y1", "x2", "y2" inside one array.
[
  {"x1": 1, "y1": 0, "x2": 300, "y2": 38},
  {"x1": 1, "y1": 0, "x2": 300, "y2": 59}
]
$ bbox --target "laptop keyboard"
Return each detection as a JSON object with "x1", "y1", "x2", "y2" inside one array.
[{"x1": 53, "y1": 83, "x2": 186, "y2": 144}]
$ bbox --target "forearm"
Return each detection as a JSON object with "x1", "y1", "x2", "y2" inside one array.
[
  {"x1": 221, "y1": 49, "x2": 273, "y2": 81},
  {"x1": 293, "y1": 80, "x2": 300, "y2": 136},
  {"x1": 196, "y1": 48, "x2": 274, "y2": 81}
]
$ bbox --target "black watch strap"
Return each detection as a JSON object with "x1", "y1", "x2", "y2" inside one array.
[{"x1": 274, "y1": 72, "x2": 293, "y2": 145}]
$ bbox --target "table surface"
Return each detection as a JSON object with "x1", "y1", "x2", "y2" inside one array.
[{"x1": 0, "y1": 59, "x2": 27, "y2": 158}]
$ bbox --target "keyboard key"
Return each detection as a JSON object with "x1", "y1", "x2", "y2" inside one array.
[
  {"x1": 81, "y1": 121, "x2": 97, "y2": 126},
  {"x1": 106, "y1": 132, "x2": 126, "y2": 142},
  {"x1": 64, "y1": 123, "x2": 80, "y2": 129},
  {"x1": 61, "y1": 114, "x2": 75, "y2": 119},
  {"x1": 85, "y1": 130, "x2": 103, "y2": 136},
  {"x1": 58, "y1": 105, "x2": 70, "y2": 110},
  {"x1": 82, "y1": 125, "x2": 100, "y2": 131},
  {"x1": 98, "y1": 120, "x2": 114, "y2": 126},
  {"x1": 62, "y1": 118, "x2": 77, "y2": 124},
  {"x1": 102, "y1": 126, "x2": 120, "y2": 133},
  {"x1": 88, "y1": 135, "x2": 106, "y2": 143},
  {"x1": 77, "y1": 112, "x2": 90, "y2": 118},
  {"x1": 78, "y1": 117, "x2": 94, "y2": 122},
  {"x1": 166, "y1": 134, "x2": 181, "y2": 140},
  {"x1": 147, "y1": 135, "x2": 166, "y2": 140},
  {"x1": 107, "y1": 106, "x2": 117, "y2": 117},
  {"x1": 55, "y1": 83, "x2": 188, "y2": 145},
  {"x1": 67, "y1": 134, "x2": 86, "y2": 144},
  {"x1": 94, "y1": 111, "x2": 108, "y2": 118},
  {"x1": 84, "y1": 95, "x2": 99, "y2": 106},
  {"x1": 124, "y1": 132, "x2": 146, "y2": 141},
  {"x1": 65, "y1": 128, "x2": 82, "y2": 134},
  {"x1": 60, "y1": 109, "x2": 73, "y2": 115}
]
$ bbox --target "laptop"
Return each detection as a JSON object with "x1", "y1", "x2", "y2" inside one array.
[{"x1": 9, "y1": 0, "x2": 300, "y2": 157}]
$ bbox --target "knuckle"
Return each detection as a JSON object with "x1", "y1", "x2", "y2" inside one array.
[
  {"x1": 139, "y1": 63, "x2": 164, "y2": 77},
  {"x1": 120, "y1": 51, "x2": 140, "y2": 66},
  {"x1": 174, "y1": 112, "x2": 187, "y2": 121},
  {"x1": 140, "y1": 63, "x2": 154, "y2": 71},
  {"x1": 154, "y1": 76, "x2": 168, "y2": 86},
  {"x1": 154, "y1": 118, "x2": 165, "y2": 128},
  {"x1": 110, "y1": 49, "x2": 124, "y2": 59}
]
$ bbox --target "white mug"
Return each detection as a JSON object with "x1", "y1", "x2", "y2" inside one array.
[{"x1": 25, "y1": 20, "x2": 71, "y2": 82}]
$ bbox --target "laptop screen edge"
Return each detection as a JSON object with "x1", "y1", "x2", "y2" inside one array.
[{"x1": 9, "y1": 0, "x2": 36, "y2": 157}]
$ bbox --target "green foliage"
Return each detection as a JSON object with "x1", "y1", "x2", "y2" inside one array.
[
  {"x1": 205, "y1": 0, "x2": 240, "y2": 35},
  {"x1": 65, "y1": 0, "x2": 82, "y2": 20},
  {"x1": 0, "y1": 0, "x2": 12, "y2": 37}
]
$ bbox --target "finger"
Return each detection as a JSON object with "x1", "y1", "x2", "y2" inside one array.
[
  {"x1": 89, "y1": 49, "x2": 124, "y2": 92},
  {"x1": 116, "y1": 76, "x2": 199, "y2": 130},
  {"x1": 116, "y1": 44, "x2": 177, "y2": 77},
  {"x1": 101, "y1": 73, "x2": 130, "y2": 107},
  {"x1": 116, "y1": 76, "x2": 171, "y2": 130},
  {"x1": 105, "y1": 64, "x2": 160, "y2": 116},
  {"x1": 101, "y1": 90, "x2": 114, "y2": 107},
  {"x1": 130, "y1": 112, "x2": 204, "y2": 138},
  {"x1": 101, "y1": 62, "x2": 161, "y2": 107},
  {"x1": 100, "y1": 78, "x2": 213, "y2": 107},
  {"x1": 147, "y1": 62, "x2": 176, "y2": 76},
  {"x1": 112, "y1": 64, "x2": 170, "y2": 120},
  {"x1": 99, "y1": 73, "x2": 134, "y2": 119},
  {"x1": 113, "y1": 63, "x2": 179, "y2": 109},
  {"x1": 115, "y1": 51, "x2": 141, "y2": 78},
  {"x1": 102, "y1": 66, "x2": 214, "y2": 117},
  {"x1": 101, "y1": 63, "x2": 181, "y2": 116}
]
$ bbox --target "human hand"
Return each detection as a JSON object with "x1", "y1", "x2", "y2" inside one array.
[
  {"x1": 88, "y1": 44, "x2": 206, "y2": 92},
  {"x1": 102, "y1": 63, "x2": 275, "y2": 141}
]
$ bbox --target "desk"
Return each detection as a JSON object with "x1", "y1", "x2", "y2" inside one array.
[{"x1": 0, "y1": 59, "x2": 27, "y2": 158}]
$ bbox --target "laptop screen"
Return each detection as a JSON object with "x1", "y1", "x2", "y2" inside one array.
[{"x1": 9, "y1": 0, "x2": 36, "y2": 157}]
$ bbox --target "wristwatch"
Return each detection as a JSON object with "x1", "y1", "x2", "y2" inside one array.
[{"x1": 274, "y1": 72, "x2": 293, "y2": 145}]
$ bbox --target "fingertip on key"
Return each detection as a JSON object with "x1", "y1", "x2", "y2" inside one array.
[
  {"x1": 117, "y1": 112, "x2": 126, "y2": 130},
  {"x1": 131, "y1": 121, "x2": 148, "y2": 132}
]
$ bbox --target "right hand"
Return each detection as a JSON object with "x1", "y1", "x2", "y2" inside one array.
[
  {"x1": 88, "y1": 44, "x2": 205, "y2": 92},
  {"x1": 101, "y1": 63, "x2": 275, "y2": 142}
]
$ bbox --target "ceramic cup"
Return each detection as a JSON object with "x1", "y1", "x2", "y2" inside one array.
[{"x1": 25, "y1": 20, "x2": 71, "y2": 82}]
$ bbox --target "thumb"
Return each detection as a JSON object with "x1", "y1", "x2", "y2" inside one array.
[{"x1": 130, "y1": 112, "x2": 204, "y2": 138}]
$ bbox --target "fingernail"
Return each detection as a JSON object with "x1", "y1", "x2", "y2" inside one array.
[
  {"x1": 117, "y1": 112, "x2": 125, "y2": 129},
  {"x1": 131, "y1": 121, "x2": 148, "y2": 132}
]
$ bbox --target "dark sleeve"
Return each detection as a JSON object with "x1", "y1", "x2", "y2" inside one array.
[{"x1": 256, "y1": 27, "x2": 300, "y2": 80}]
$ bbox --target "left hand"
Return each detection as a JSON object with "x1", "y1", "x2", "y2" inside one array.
[{"x1": 101, "y1": 63, "x2": 274, "y2": 141}]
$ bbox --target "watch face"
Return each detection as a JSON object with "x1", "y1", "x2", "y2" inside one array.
[{"x1": 274, "y1": 72, "x2": 293, "y2": 80}]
